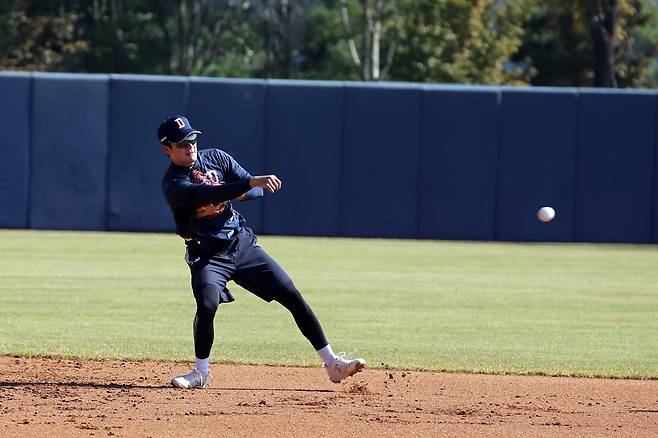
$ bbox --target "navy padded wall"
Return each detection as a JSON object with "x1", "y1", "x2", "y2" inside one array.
[
  {"x1": 187, "y1": 78, "x2": 266, "y2": 233},
  {"x1": 341, "y1": 83, "x2": 422, "y2": 238},
  {"x1": 574, "y1": 90, "x2": 656, "y2": 243},
  {"x1": 30, "y1": 74, "x2": 109, "y2": 230},
  {"x1": 497, "y1": 88, "x2": 578, "y2": 242},
  {"x1": 107, "y1": 75, "x2": 188, "y2": 232},
  {"x1": 0, "y1": 73, "x2": 30, "y2": 228},
  {"x1": 419, "y1": 86, "x2": 499, "y2": 240},
  {"x1": 263, "y1": 81, "x2": 343, "y2": 236}
]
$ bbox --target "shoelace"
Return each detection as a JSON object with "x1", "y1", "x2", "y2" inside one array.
[{"x1": 322, "y1": 350, "x2": 360, "y2": 368}]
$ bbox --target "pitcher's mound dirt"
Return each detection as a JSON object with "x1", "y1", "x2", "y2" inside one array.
[{"x1": 0, "y1": 357, "x2": 656, "y2": 437}]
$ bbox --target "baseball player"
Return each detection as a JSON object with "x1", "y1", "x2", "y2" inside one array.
[{"x1": 158, "y1": 115, "x2": 365, "y2": 389}]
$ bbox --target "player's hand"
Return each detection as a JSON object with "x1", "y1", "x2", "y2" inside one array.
[{"x1": 249, "y1": 175, "x2": 282, "y2": 193}]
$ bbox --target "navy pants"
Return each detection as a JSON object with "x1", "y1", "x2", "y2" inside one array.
[
  {"x1": 184, "y1": 228, "x2": 328, "y2": 359},
  {"x1": 186, "y1": 227, "x2": 291, "y2": 303}
]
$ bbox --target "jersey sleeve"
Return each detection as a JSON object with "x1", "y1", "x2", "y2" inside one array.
[
  {"x1": 218, "y1": 150, "x2": 264, "y2": 200},
  {"x1": 241, "y1": 187, "x2": 264, "y2": 200},
  {"x1": 163, "y1": 176, "x2": 252, "y2": 209},
  {"x1": 214, "y1": 149, "x2": 253, "y2": 182}
]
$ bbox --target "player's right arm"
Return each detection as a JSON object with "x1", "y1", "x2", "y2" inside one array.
[
  {"x1": 164, "y1": 177, "x2": 252, "y2": 209},
  {"x1": 164, "y1": 175, "x2": 281, "y2": 209}
]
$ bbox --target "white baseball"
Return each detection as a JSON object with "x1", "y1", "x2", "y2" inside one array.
[{"x1": 537, "y1": 206, "x2": 556, "y2": 222}]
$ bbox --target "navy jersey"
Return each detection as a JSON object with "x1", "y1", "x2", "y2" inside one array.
[{"x1": 162, "y1": 149, "x2": 262, "y2": 244}]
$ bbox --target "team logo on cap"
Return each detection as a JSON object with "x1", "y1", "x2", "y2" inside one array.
[{"x1": 175, "y1": 117, "x2": 185, "y2": 129}]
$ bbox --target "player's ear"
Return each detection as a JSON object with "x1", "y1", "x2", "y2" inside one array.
[{"x1": 162, "y1": 144, "x2": 172, "y2": 157}]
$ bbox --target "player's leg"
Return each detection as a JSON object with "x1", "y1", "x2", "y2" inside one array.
[
  {"x1": 172, "y1": 251, "x2": 234, "y2": 389},
  {"x1": 191, "y1": 282, "x2": 225, "y2": 374},
  {"x1": 233, "y1": 230, "x2": 365, "y2": 383},
  {"x1": 270, "y1": 281, "x2": 365, "y2": 383},
  {"x1": 271, "y1": 280, "x2": 329, "y2": 350}
]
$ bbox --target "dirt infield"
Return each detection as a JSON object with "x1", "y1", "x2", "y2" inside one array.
[{"x1": 0, "y1": 357, "x2": 656, "y2": 437}]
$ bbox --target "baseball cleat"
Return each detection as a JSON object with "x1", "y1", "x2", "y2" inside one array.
[
  {"x1": 171, "y1": 368, "x2": 210, "y2": 389},
  {"x1": 325, "y1": 355, "x2": 366, "y2": 383}
]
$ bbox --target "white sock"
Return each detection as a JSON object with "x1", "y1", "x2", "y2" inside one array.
[
  {"x1": 195, "y1": 357, "x2": 210, "y2": 375},
  {"x1": 317, "y1": 345, "x2": 337, "y2": 366}
]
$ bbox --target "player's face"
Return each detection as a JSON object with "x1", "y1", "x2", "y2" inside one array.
[{"x1": 163, "y1": 137, "x2": 198, "y2": 167}]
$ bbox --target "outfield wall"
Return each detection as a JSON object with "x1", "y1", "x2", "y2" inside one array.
[{"x1": 1, "y1": 72, "x2": 656, "y2": 243}]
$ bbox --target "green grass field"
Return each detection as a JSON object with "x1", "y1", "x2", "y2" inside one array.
[{"x1": 0, "y1": 229, "x2": 656, "y2": 379}]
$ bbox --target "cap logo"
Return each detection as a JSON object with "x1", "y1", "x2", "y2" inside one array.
[{"x1": 174, "y1": 117, "x2": 185, "y2": 129}]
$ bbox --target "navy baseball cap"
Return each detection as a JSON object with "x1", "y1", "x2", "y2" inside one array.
[{"x1": 157, "y1": 115, "x2": 201, "y2": 145}]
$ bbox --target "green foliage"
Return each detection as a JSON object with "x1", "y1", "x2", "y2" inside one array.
[
  {"x1": 152, "y1": 0, "x2": 259, "y2": 76},
  {"x1": 1, "y1": 0, "x2": 657, "y2": 86},
  {"x1": 615, "y1": 0, "x2": 658, "y2": 87},
  {"x1": 72, "y1": 8, "x2": 169, "y2": 74},
  {"x1": 513, "y1": 1, "x2": 590, "y2": 86},
  {"x1": 516, "y1": 0, "x2": 658, "y2": 87},
  {"x1": 0, "y1": 230, "x2": 656, "y2": 378},
  {"x1": 0, "y1": 0, "x2": 259, "y2": 76},
  {"x1": 389, "y1": 0, "x2": 537, "y2": 84},
  {"x1": 292, "y1": 0, "x2": 360, "y2": 80},
  {"x1": 297, "y1": 0, "x2": 539, "y2": 84},
  {"x1": 0, "y1": 2, "x2": 87, "y2": 72}
]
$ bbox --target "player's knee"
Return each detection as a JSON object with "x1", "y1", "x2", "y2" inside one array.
[
  {"x1": 197, "y1": 298, "x2": 218, "y2": 319},
  {"x1": 194, "y1": 283, "x2": 220, "y2": 318}
]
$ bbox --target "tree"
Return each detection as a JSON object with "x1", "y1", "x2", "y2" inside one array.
[
  {"x1": 253, "y1": 0, "x2": 301, "y2": 78},
  {"x1": 388, "y1": 0, "x2": 537, "y2": 85},
  {"x1": 297, "y1": 0, "x2": 537, "y2": 84},
  {"x1": 151, "y1": 0, "x2": 256, "y2": 76},
  {"x1": 589, "y1": 0, "x2": 619, "y2": 87},
  {"x1": 613, "y1": 0, "x2": 658, "y2": 87},
  {"x1": 75, "y1": 1, "x2": 169, "y2": 74},
  {"x1": 298, "y1": 0, "x2": 538, "y2": 84},
  {"x1": 0, "y1": 0, "x2": 260, "y2": 76},
  {"x1": 292, "y1": 0, "x2": 360, "y2": 80},
  {"x1": 0, "y1": 1, "x2": 88, "y2": 71},
  {"x1": 515, "y1": 0, "x2": 658, "y2": 88},
  {"x1": 337, "y1": 0, "x2": 400, "y2": 80}
]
